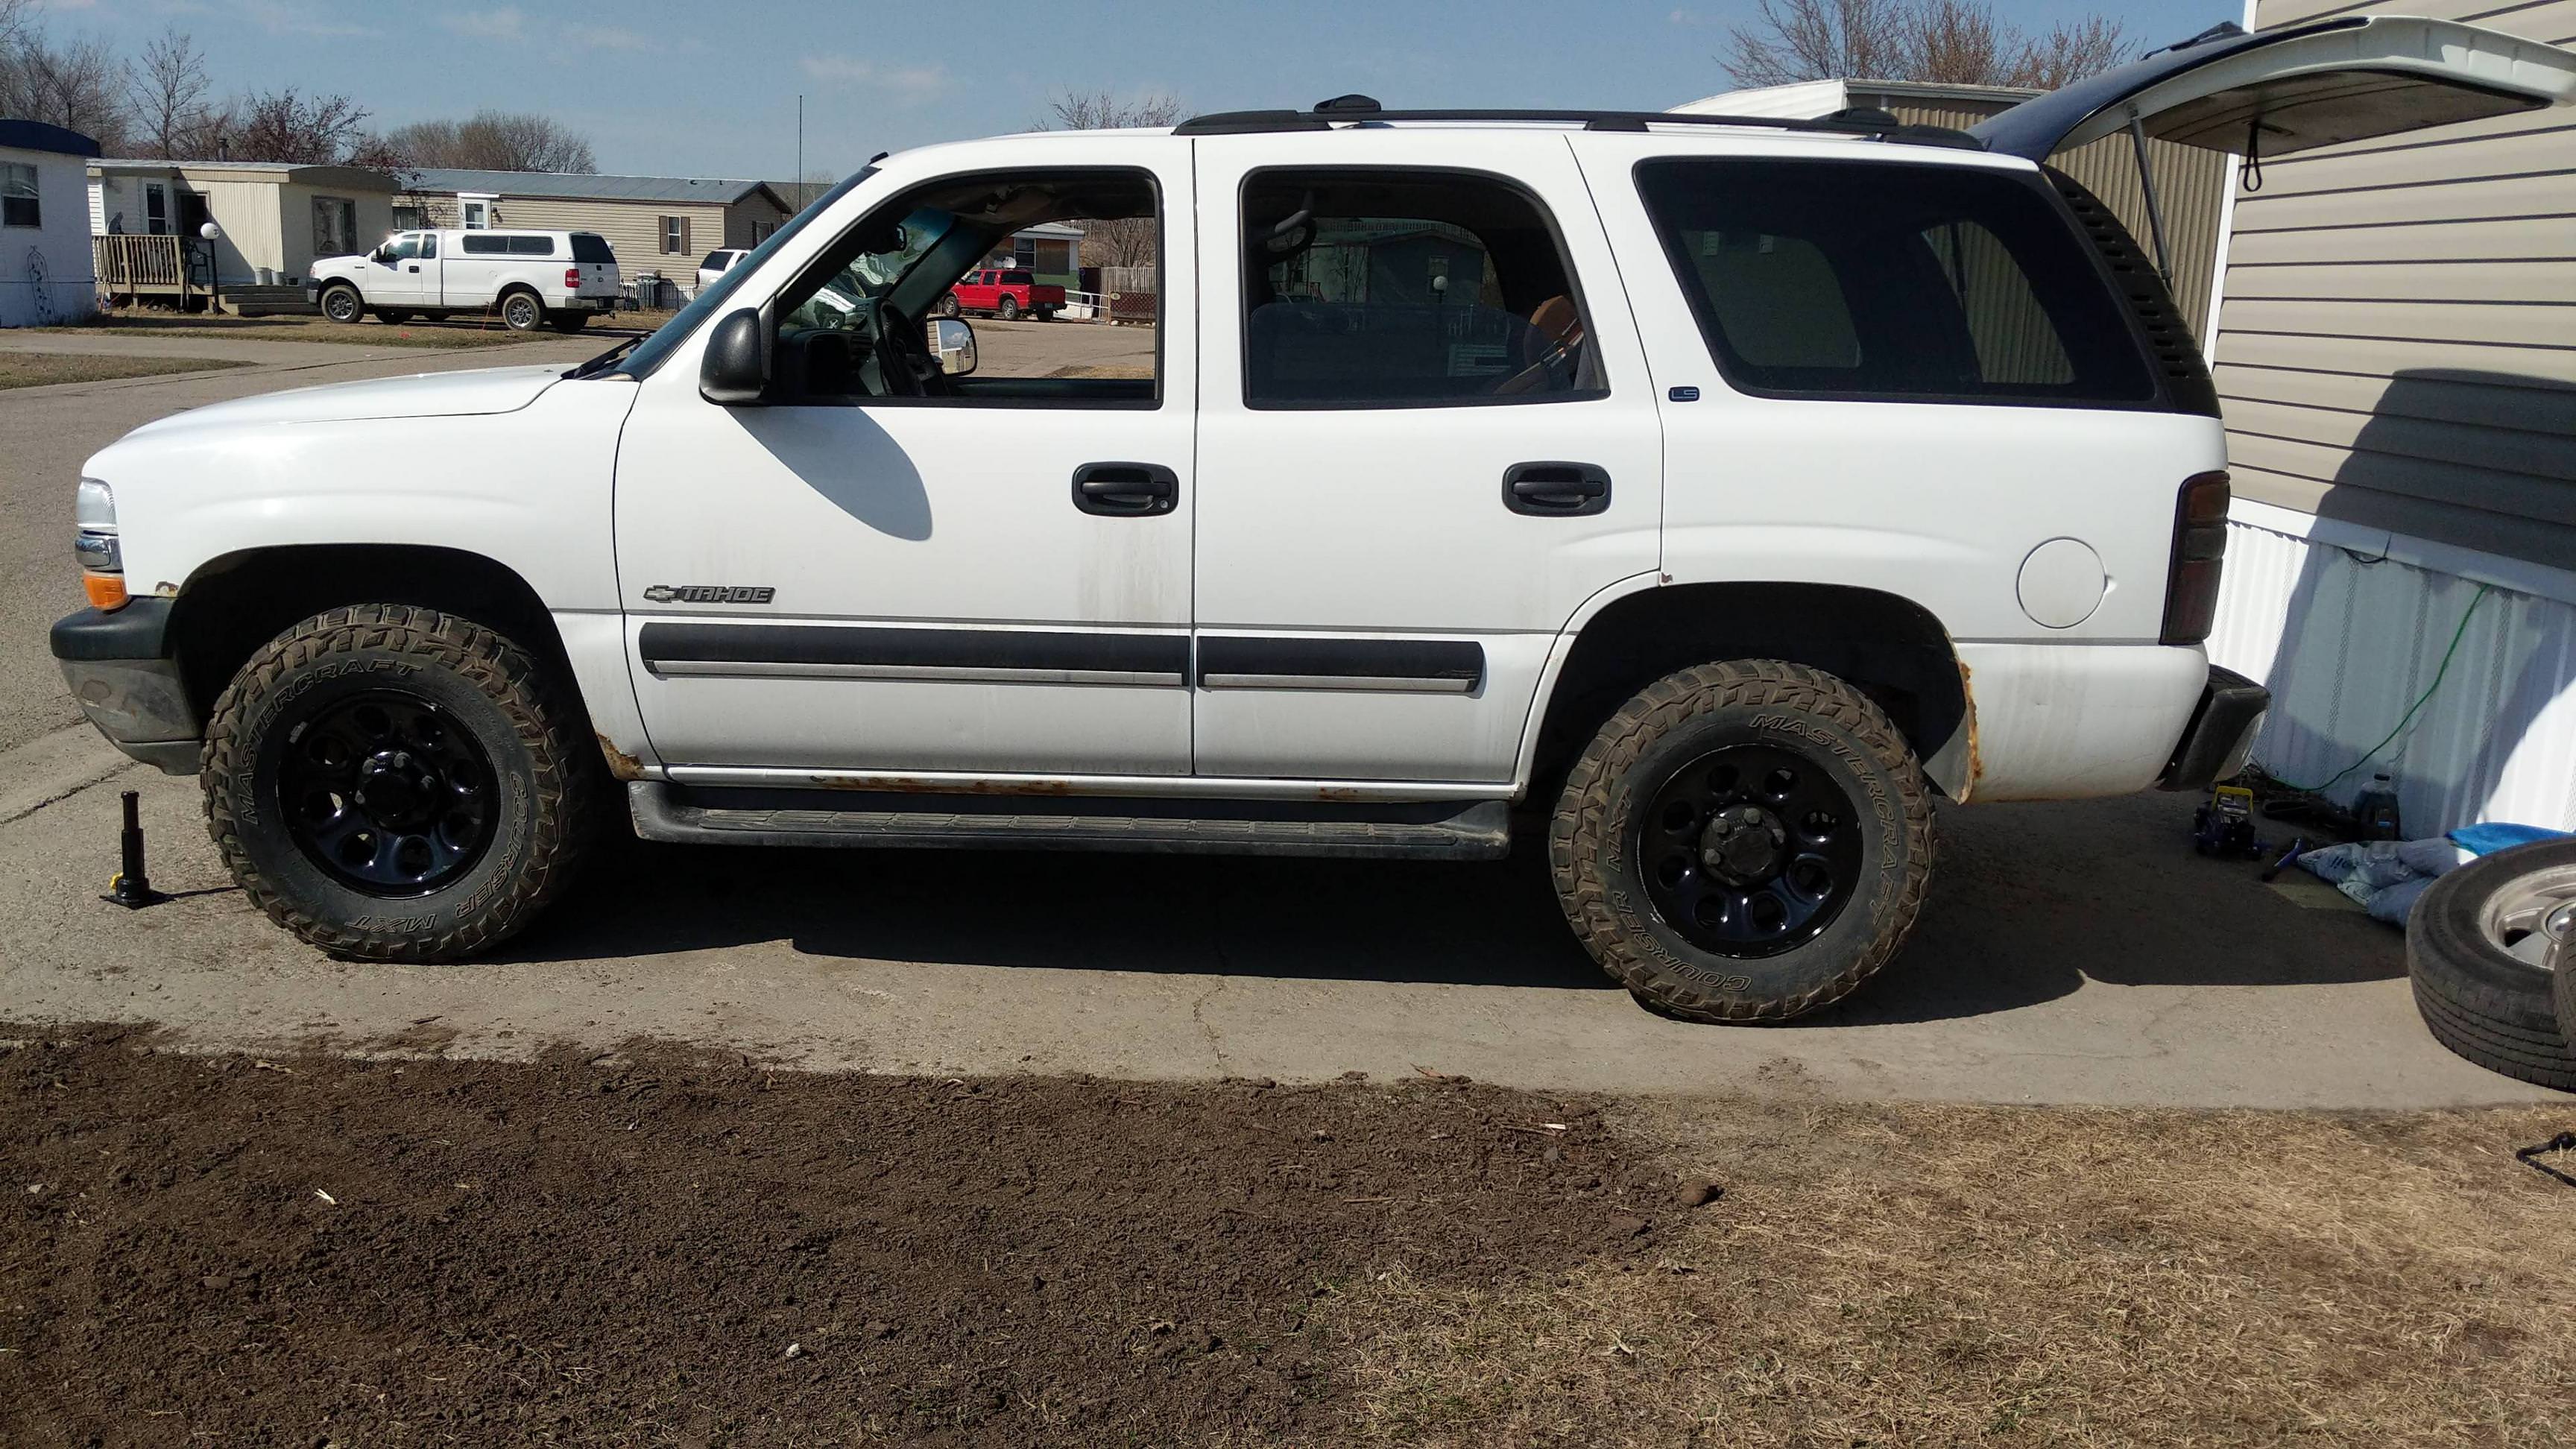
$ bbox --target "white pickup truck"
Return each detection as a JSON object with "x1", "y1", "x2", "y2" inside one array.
[
  {"x1": 308, "y1": 228, "x2": 623, "y2": 332},
  {"x1": 51, "y1": 17, "x2": 2576, "y2": 1021}
]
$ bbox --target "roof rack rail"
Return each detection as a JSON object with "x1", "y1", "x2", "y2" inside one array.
[{"x1": 1172, "y1": 98, "x2": 1983, "y2": 148}]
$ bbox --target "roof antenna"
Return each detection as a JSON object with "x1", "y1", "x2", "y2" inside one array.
[{"x1": 1313, "y1": 94, "x2": 1381, "y2": 116}]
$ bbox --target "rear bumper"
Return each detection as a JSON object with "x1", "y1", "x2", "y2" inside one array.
[
  {"x1": 50, "y1": 601, "x2": 201, "y2": 774},
  {"x1": 2157, "y1": 666, "x2": 2270, "y2": 792}
]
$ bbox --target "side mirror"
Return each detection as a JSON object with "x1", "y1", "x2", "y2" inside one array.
[
  {"x1": 927, "y1": 316, "x2": 977, "y2": 376},
  {"x1": 371, "y1": 246, "x2": 395, "y2": 264},
  {"x1": 699, "y1": 308, "x2": 768, "y2": 405}
]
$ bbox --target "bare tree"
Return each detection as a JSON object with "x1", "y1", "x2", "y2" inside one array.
[
  {"x1": 1723, "y1": 0, "x2": 2130, "y2": 90},
  {"x1": 124, "y1": 28, "x2": 221, "y2": 160},
  {"x1": 2008, "y1": 15, "x2": 2130, "y2": 90},
  {"x1": 1041, "y1": 89, "x2": 1184, "y2": 132},
  {"x1": 385, "y1": 110, "x2": 599, "y2": 173},
  {"x1": 1035, "y1": 91, "x2": 1182, "y2": 269},
  {"x1": 4, "y1": 34, "x2": 129, "y2": 151},
  {"x1": 1721, "y1": 0, "x2": 1913, "y2": 89},
  {"x1": 227, "y1": 88, "x2": 373, "y2": 165}
]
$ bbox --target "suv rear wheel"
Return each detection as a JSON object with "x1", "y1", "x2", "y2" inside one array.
[
  {"x1": 1551, "y1": 660, "x2": 1934, "y2": 1022},
  {"x1": 201, "y1": 604, "x2": 600, "y2": 962},
  {"x1": 318, "y1": 283, "x2": 362, "y2": 324}
]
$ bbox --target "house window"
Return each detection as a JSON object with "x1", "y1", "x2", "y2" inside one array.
[
  {"x1": 312, "y1": 196, "x2": 357, "y2": 256},
  {"x1": 660, "y1": 215, "x2": 689, "y2": 254},
  {"x1": 391, "y1": 204, "x2": 423, "y2": 230},
  {"x1": 0, "y1": 162, "x2": 36, "y2": 228},
  {"x1": 750, "y1": 220, "x2": 780, "y2": 244},
  {"x1": 145, "y1": 183, "x2": 168, "y2": 235}
]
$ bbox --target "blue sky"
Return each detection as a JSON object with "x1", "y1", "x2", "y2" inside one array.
[{"x1": 37, "y1": 0, "x2": 2238, "y2": 180}]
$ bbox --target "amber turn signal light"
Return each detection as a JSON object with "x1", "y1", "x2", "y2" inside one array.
[{"x1": 83, "y1": 572, "x2": 128, "y2": 610}]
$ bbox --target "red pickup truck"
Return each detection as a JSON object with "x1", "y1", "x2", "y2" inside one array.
[{"x1": 944, "y1": 268, "x2": 1064, "y2": 321}]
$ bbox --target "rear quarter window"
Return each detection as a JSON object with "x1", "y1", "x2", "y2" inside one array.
[
  {"x1": 508, "y1": 235, "x2": 557, "y2": 256},
  {"x1": 459, "y1": 234, "x2": 508, "y2": 255},
  {"x1": 1634, "y1": 157, "x2": 2155, "y2": 407}
]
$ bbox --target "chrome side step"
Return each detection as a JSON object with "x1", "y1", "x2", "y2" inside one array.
[{"x1": 627, "y1": 783, "x2": 1513, "y2": 859}]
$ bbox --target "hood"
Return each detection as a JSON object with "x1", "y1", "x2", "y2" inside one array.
[{"x1": 128, "y1": 364, "x2": 567, "y2": 436}]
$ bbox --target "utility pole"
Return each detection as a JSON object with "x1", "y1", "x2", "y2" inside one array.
[{"x1": 796, "y1": 95, "x2": 805, "y2": 211}]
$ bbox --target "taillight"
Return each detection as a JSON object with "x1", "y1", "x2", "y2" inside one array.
[
  {"x1": 564, "y1": 267, "x2": 582, "y2": 288},
  {"x1": 2161, "y1": 471, "x2": 2230, "y2": 645}
]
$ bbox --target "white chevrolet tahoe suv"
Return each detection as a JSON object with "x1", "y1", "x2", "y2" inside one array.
[
  {"x1": 308, "y1": 228, "x2": 623, "y2": 332},
  {"x1": 53, "y1": 19, "x2": 2576, "y2": 1020}
]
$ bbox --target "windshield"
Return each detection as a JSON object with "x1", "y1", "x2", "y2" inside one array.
[
  {"x1": 780, "y1": 206, "x2": 953, "y2": 332},
  {"x1": 607, "y1": 165, "x2": 877, "y2": 381}
]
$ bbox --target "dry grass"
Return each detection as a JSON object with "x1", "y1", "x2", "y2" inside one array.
[
  {"x1": 1044, "y1": 361, "x2": 1156, "y2": 379},
  {"x1": 1329, "y1": 1099, "x2": 2576, "y2": 1447},
  {"x1": 0, "y1": 352, "x2": 249, "y2": 389}
]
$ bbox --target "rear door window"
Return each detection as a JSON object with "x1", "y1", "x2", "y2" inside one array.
[
  {"x1": 1240, "y1": 168, "x2": 1605, "y2": 408},
  {"x1": 1634, "y1": 157, "x2": 2153, "y2": 406}
]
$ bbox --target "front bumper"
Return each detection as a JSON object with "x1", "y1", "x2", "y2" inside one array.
[
  {"x1": 51, "y1": 600, "x2": 201, "y2": 774},
  {"x1": 2158, "y1": 665, "x2": 2270, "y2": 792}
]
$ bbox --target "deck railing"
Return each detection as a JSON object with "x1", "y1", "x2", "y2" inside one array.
[{"x1": 92, "y1": 234, "x2": 190, "y2": 299}]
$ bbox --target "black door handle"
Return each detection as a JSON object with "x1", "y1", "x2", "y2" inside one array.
[
  {"x1": 1503, "y1": 461, "x2": 1611, "y2": 517},
  {"x1": 1072, "y1": 462, "x2": 1178, "y2": 517}
]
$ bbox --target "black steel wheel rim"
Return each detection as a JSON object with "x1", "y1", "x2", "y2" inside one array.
[
  {"x1": 278, "y1": 689, "x2": 499, "y2": 897},
  {"x1": 1633, "y1": 742, "x2": 1864, "y2": 959}
]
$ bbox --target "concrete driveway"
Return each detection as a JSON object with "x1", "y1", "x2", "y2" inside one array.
[{"x1": 0, "y1": 327, "x2": 2543, "y2": 1110}]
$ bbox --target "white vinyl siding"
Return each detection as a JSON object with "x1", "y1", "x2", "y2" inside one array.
[{"x1": 2214, "y1": 0, "x2": 2576, "y2": 569}]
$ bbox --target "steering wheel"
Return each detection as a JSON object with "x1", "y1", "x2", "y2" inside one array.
[{"x1": 870, "y1": 300, "x2": 925, "y2": 398}]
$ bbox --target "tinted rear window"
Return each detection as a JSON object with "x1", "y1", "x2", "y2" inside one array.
[
  {"x1": 571, "y1": 233, "x2": 614, "y2": 264},
  {"x1": 1635, "y1": 157, "x2": 2154, "y2": 406}
]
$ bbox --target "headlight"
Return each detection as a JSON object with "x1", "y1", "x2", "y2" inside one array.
[{"x1": 75, "y1": 479, "x2": 116, "y2": 531}]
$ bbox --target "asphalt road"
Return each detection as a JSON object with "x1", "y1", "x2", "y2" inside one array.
[{"x1": 0, "y1": 326, "x2": 2545, "y2": 1109}]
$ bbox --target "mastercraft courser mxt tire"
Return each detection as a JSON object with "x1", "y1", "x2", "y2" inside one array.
[
  {"x1": 2406, "y1": 839, "x2": 2576, "y2": 1092},
  {"x1": 1552, "y1": 660, "x2": 1935, "y2": 1023},
  {"x1": 201, "y1": 604, "x2": 599, "y2": 962}
]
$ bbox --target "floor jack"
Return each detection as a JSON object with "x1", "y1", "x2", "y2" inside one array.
[
  {"x1": 2189, "y1": 783, "x2": 2272, "y2": 860},
  {"x1": 103, "y1": 790, "x2": 168, "y2": 909}
]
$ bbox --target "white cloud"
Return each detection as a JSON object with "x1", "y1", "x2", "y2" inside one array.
[
  {"x1": 800, "y1": 54, "x2": 950, "y2": 103},
  {"x1": 439, "y1": 7, "x2": 525, "y2": 40},
  {"x1": 238, "y1": 1, "x2": 376, "y2": 37}
]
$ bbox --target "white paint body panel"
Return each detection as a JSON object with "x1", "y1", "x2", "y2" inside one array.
[
  {"x1": 610, "y1": 133, "x2": 1199, "y2": 775},
  {"x1": 1192, "y1": 128, "x2": 1664, "y2": 782}
]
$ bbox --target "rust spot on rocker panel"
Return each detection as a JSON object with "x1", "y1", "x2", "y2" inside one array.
[
  {"x1": 1955, "y1": 657, "x2": 1982, "y2": 800},
  {"x1": 596, "y1": 733, "x2": 645, "y2": 782}
]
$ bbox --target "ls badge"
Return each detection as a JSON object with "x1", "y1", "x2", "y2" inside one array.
[{"x1": 643, "y1": 584, "x2": 776, "y2": 604}]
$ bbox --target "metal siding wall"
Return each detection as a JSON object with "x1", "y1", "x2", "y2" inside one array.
[
  {"x1": 2211, "y1": 518, "x2": 2576, "y2": 833},
  {"x1": 2214, "y1": 0, "x2": 2576, "y2": 568},
  {"x1": 1885, "y1": 99, "x2": 2229, "y2": 338}
]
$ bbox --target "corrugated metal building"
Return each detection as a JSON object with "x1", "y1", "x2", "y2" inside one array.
[
  {"x1": 2205, "y1": 0, "x2": 2576, "y2": 833},
  {"x1": 396, "y1": 168, "x2": 793, "y2": 291}
]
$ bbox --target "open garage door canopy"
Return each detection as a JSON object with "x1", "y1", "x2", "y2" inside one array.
[{"x1": 1972, "y1": 14, "x2": 2576, "y2": 161}]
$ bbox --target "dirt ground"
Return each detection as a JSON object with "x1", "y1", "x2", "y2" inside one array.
[
  {"x1": 59, "y1": 314, "x2": 557, "y2": 349},
  {"x1": 0, "y1": 353, "x2": 248, "y2": 389},
  {"x1": 7, "y1": 1029, "x2": 2572, "y2": 1448}
]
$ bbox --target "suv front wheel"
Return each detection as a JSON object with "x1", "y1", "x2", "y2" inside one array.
[
  {"x1": 201, "y1": 604, "x2": 599, "y2": 961},
  {"x1": 1551, "y1": 660, "x2": 1934, "y2": 1022}
]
